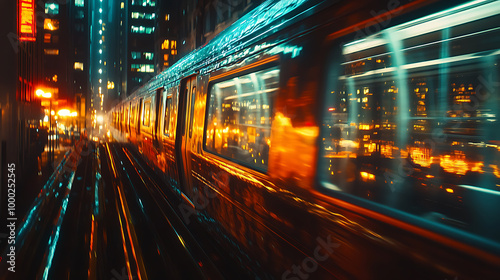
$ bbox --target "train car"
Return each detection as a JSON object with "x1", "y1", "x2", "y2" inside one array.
[{"x1": 110, "y1": 0, "x2": 500, "y2": 278}]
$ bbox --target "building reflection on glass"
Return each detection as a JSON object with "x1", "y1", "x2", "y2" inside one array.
[
  {"x1": 206, "y1": 68, "x2": 279, "y2": 171},
  {"x1": 321, "y1": 10, "x2": 500, "y2": 242}
]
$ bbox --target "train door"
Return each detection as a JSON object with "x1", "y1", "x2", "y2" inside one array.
[{"x1": 175, "y1": 76, "x2": 197, "y2": 196}]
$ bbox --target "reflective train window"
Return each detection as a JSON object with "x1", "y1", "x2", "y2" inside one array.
[
  {"x1": 143, "y1": 100, "x2": 151, "y2": 127},
  {"x1": 205, "y1": 67, "x2": 279, "y2": 171},
  {"x1": 163, "y1": 97, "x2": 172, "y2": 136},
  {"x1": 321, "y1": 2, "x2": 500, "y2": 243},
  {"x1": 131, "y1": 106, "x2": 136, "y2": 127}
]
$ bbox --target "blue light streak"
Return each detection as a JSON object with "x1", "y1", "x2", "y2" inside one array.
[
  {"x1": 42, "y1": 171, "x2": 76, "y2": 280},
  {"x1": 95, "y1": 171, "x2": 101, "y2": 215}
]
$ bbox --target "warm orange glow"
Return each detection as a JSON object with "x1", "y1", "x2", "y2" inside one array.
[
  {"x1": 36, "y1": 89, "x2": 52, "y2": 99},
  {"x1": 57, "y1": 109, "x2": 76, "y2": 117},
  {"x1": 360, "y1": 171, "x2": 375, "y2": 181},
  {"x1": 19, "y1": 0, "x2": 35, "y2": 41},
  {"x1": 410, "y1": 147, "x2": 433, "y2": 167},
  {"x1": 440, "y1": 154, "x2": 468, "y2": 175},
  {"x1": 438, "y1": 150, "x2": 485, "y2": 176},
  {"x1": 161, "y1": 39, "x2": 169, "y2": 50},
  {"x1": 446, "y1": 188, "x2": 454, "y2": 194},
  {"x1": 44, "y1": 18, "x2": 59, "y2": 31}
]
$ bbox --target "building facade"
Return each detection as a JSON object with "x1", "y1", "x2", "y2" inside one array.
[{"x1": 178, "y1": 0, "x2": 264, "y2": 58}]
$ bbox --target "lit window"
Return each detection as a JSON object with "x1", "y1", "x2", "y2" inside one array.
[
  {"x1": 131, "y1": 64, "x2": 154, "y2": 73},
  {"x1": 45, "y1": 3, "x2": 59, "y2": 15},
  {"x1": 163, "y1": 97, "x2": 172, "y2": 135},
  {"x1": 131, "y1": 0, "x2": 155, "y2": 7},
  {"x1": 205, "y1": 67, "x2": 280, "y2": 171},
  {"x1": 130, "y1": 26, "x2": 154, "y2": 34},
  {"x1": 44, "y1": 49, "x2": 59, "y2": 55},
  {"x1": 74, "y1": 62, "x2": 84, "y2": 71},
  {"x1": 44, "y1": 19, "x2": 59, "y2": 31},
  {"x1": 165, "y1": 14, "x2": 169, "y2": 21},
  {"x1": 98, "y1": 69, "x2": 102, "y2": 74},
  {"x1": 171, "y1": 49, "x2": 177, "y2": 55},
  {"x1": 120, "y1": 2, "x2": 124, "y2": 9},
  {"x1": 131, "y1": 12, "x2": 155, "y2": 19},
  {"x1": 161, "y1": 40, "x2": 169, "y2": 50},
  {"x1": 143, "y1": 52, "x2": 153, "y2": 60},
  {"x1": 131, "y1": 52, "x2": 141, "y2": 59},
  {"x1": 142, "y1": 101, "x2": 151, "y2": 126},
  {"x1": 107, "y1": 81, "x2": 115, "y2": 89},
  {"x1": 163, "y1": 54, "x2": 169, "y2": 61},
  {"x1": 44, "y1": 33, "x2": 51, "y2": 43},
  {"x1": 75, "y1": 0, "x2": 84, "y2": 7}
]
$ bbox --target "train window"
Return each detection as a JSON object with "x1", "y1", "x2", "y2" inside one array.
[
  {"x1": 143, "y1": 100, "x2": 151, "y2": 127},
  {"x1": 205, "y1": 67, "x2": 279, "y2": 171},
  {"x1": 321, "y1": 1, "x2": 500, "y2": 243},
  {"x1": 164, "y1": 97, "x2": 172, "y2": 136}
]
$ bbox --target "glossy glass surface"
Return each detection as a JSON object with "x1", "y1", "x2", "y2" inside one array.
[
  {"x1": 321, "y1": 0, "x2": 500, "y2": 242},
  {"x1": 205, "y1": 68, "x2": 280, "y2": 171}
]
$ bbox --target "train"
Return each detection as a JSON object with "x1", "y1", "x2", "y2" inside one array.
[{"x1": 109, "y1": 0, "x2": 500, "y2": 278}]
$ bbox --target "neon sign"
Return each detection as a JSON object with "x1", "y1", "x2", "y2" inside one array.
[{"x1": 19, "y1": 0, "x2": 36, "y2": 41}]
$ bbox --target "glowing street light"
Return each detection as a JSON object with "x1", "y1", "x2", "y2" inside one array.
[
  {"x1": 57, "y1": 109, "x2": 71, "y2": 117},
  {"x1": 57, "y1": 109, "x2": 78, "y2": 117},
  {"x1": 36, "y1": 88, "x2": 54, "y2": 165},
  {"x1": 36, "y1": 89, "x2": 52, "y2": 98}
]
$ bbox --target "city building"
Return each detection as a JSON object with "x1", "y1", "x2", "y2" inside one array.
[
  {"x1": 178, "y1": 0, "x2": 264, "y2": 57},
  {"x1": 155, "y1": 1, "x2": 180, "y2": 73},
  {"x1": 40, "y1": 0, "x2": 89, "y2": 132},
  {"x1": 1, "y1": 0, "x2": 43, "y2": 215},
  {"x1": 69, "y1": 0, "x2": 90, "y2": 132}
]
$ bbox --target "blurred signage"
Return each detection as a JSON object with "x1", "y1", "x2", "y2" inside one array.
[{"x1": 19, "y1": 0, "x2": 36, "y2": 41}]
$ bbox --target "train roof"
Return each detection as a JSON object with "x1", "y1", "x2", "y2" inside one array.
[{"x1": 131, "y1": 0, "x2": 327, "y2": 97}]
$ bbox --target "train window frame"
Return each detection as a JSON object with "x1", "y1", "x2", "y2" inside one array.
[
  {"x1": 317, "y1": 0, "x2": 500, "y2": 253},
  {"x1": 203, "y1": 59, "x2": 280, "y2": 173}
]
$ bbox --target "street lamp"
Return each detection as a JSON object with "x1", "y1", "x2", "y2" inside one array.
[{"x1": 36, "y1": 89, "x2": 53, "y2": 166}]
